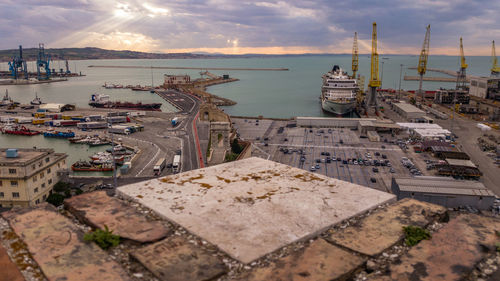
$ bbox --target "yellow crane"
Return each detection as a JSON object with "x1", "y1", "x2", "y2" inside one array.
[
  {"x1": 352, "y1": 32, "x2": 359, "y2": 79},
  {"x1": 456, "y1": 37, "x2": 467, "y2": 90},
  {"x1": 417, "y1": 25, "x2": 430, "y2": 101},
  {"x1": 366, "y1": 22, "x2": 380, "y2": 113},
  {"x1": 492, "y1": 40, "x2": 500, "y2": 76}
]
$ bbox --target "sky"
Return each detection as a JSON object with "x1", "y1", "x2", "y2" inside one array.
[{"x1": 0, "y1": 0, "x2": 498, "y2": 55}]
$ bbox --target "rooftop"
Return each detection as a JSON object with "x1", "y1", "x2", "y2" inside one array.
[
  {"x1": 394, "y1": 176, "x2": 494, "y2": 196},
  {"x1": 0, "y1": 148, "x2": 54, "y2": 165},
  {"x1": 117, "y1": 157, "x2": 395, "y2": 263},
  {"x1": 393, "y1": 102, "x2": 425, "y2": 114},
  {"x1": 445, "y1": 158, "x2": 477, "y2": 168}
]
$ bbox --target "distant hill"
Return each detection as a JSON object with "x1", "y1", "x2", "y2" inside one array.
[{"x1": 0, "y1": 47, "x2": 215, "y2": 62}]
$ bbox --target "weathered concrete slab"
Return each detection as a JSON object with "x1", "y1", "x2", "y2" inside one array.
[
  {"x1": 389, "y1": 214, "x2": 500, "y2": 281},
  {"x1": 0, "y1": 244, "x2": 24, "y2": 281},
  {"x1": 328, "y1": 198, "x2": 446, "y2": 256},
  {"x1": 118, "y1": 157, "x2": 395, "y2": 263},
  {"x1": 2, "y1": 204, "x2": 131, "y2": 281},
  {"x1": 132, "y1": 236, "x2": 226, "y2": 281},
  {"x1": 241, "y1": 239, "x2": 365, "y2": 281},
  {"x1": 65, "y1": 191, "x2": 169, "y2": 243}
]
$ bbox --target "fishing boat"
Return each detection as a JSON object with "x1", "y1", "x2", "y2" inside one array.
[
  {"x1": 71, "y1": 160, "x2": 114, "y2": 172},
  {"x1": 0, "y1": 90, "x2": 13, "y2": 106},
  {"x1": 1, "y1": 125, "x2": 40, "y2": 136},
  {"x1": 43, "y1": 131, "x2": 75, "y2": 138},
  {"x1": 30, "y1": 92, "x2": 44, "y2": 105}
]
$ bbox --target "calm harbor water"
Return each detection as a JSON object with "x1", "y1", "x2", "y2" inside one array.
[
  {"x1": 0, "y1": 55, "x2": 494, "y2": 118},
  {"x1": 0, "y1": 55, "x2": 494, "y2": 175}
]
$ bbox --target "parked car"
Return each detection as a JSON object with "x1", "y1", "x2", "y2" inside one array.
[
  {"x1": 370, "y1": 177, "x2": 377, "y2": 183},
  {"x1": 372, "y1": 167, "x2": 379, "y2": 173}
]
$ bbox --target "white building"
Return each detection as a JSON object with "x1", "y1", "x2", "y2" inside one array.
[
  {"x1": 392, "y1": 101, "x2": 426, "y2": 122},
  {"x1": 164, "y1": 74, "x2": 191, "y2": 86}
]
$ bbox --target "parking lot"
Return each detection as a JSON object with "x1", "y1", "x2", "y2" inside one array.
[{"x1": 233, "y1": 118, "x2": 412, "y2": 192}]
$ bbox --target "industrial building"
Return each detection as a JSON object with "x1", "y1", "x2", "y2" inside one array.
[
  {"x1": 469, "y1": 77, "x2": 500, "y2": 100},
  {"x1": 164, "y1": 74, "x2": 191, "y2": 86},
  {"x1": 0, "y1": 148, "x2": 67, "y2": 208},
  {"x1": 397, "y1": 123, "x2": 451, "y2": 140},
  {"x1": 391, "y1": 101, "x2": 427, "y2": 122},
  {"x1": 434, "y1": 89, "x2": 470, "y2": 104},
  {"x1": 391, "y1": 176, "x2": 495, "y2": 210}
]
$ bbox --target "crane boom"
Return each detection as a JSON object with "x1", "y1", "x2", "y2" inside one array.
[
  {"x1": 456, "y1": 37, "x2": 468, "y2": 90},
  {"x1": 369, "y1": 22, "x2": 381, "y2": 88},
  {"x1": 352, "y1": 32, "x2": 359, "y2": 79},
  {"x1": 417, "y1": 25, "x2": 430, "y2": 101},
  {"x1": 492, "y1": 40, "x2": 500, "y2": 76},
  {"x1": 460, "y1": 37, "x2": 467, "y2": 70}
]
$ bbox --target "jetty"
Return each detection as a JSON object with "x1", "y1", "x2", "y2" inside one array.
[{"x1": 88, "y1": 65, "x2": 289, "y2": 71}]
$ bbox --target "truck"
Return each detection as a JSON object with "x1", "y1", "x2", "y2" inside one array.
[
  {"x1": 108, "y1": 125, "x2": 130, "y2": 135},
  {"x1": 153, "y1": 158, "x2": 166, "y2": 176},
  {"x1": 77, "y1": 121, "x2": 108, "y2": 129},
  {"x1": 172, "y1": 154, "x2": 181, "y2": 173},
  {"x1": 171, "y1": 117, "x2": 179, "y2": 127}
]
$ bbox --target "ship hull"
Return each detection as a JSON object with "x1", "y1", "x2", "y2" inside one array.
[
  {"x1": 321, "y1": 99, "x2": 356, "y2": 115},
  {"x1": 89, "y1": 102, "x2": 162, "y2": 111}
]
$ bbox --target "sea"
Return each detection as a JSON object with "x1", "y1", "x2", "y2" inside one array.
[{"x1": 0, "y1": 55, "x2": 494, "y2": 175}]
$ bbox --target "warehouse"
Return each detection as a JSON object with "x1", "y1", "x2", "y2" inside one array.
[
  {"x1": 391, "y1": 101, "x2": 426, "y2": 122},
  {"x1": 391, "y1": 176, "x2": 495, "y2": 210}
]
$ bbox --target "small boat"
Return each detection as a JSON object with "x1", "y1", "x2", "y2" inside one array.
[
  {"x1": 0, "y1": 90, "x2": 13, "y2": 106},
  {"x1": 44, "y1": 131, "x2": 75, "y2": 138},
  {"x1": 30, "y1": 92, "x2": 44, "y2": 105},
  {"x1": 2, "y1": 125, "x2": 40, "y2": 136},
  {"x1": 71, "y1": 160, "x2": 114, "y2": 172}
]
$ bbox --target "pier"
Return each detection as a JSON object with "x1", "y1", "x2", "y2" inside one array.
[{"x1": 88, "y1": 65, "x2": 289, "y2": 71}]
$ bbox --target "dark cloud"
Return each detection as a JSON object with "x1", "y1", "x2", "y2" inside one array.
[{"x1": 0, "y1": 0, "x2": 497, "y2": 54}]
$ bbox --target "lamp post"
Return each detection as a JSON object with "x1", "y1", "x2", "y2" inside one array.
[{"x1": 398, "y1": 64, "x2": 403, "y2": 100}]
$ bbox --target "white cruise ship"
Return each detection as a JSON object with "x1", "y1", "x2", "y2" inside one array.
[{"x1": 321, "y1": 65, "x2": 358, "y2": 115}]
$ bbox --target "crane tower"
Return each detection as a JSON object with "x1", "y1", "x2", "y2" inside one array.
[
  {"x1": 352, "y1": 32, "x2": 359, "y2": 79},
  {"x1": 492, "y1": 40, "x2": 500, "y2": 77},
  {"x1": 366, "y1": 22, "x2": 380, "y2": 112},
  {"x1": 456, "y1": 37, "x2": 468, "y2": 90},
  {"x1": 417, "y1": 25, "x2": 430, "y2": 101}
]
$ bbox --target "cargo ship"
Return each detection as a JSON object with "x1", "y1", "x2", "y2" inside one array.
[
  {"x1": 89, "y1": 94, "x2": 162, "y2": 111},
  {"x1": 321, "y1": 65, "x2": 358, "y2": 115},
  {"x1": 43, "y1": 131, "x2": 75, "y2": 138},
  {"x1": 1, "y1": 125, "x2": 40, "y2": 136},
  {"x1": 71, "y1": 161, "x2": 114, "y2": 172}
]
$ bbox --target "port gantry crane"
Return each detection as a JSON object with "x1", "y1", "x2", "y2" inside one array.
[
  {"x1": 417, "y1": 25, "x2": 430, "y2": 101},
  {"x1": 8, "y1": 45, "x2": 28, "y2": 80},
  {"x1": 491, "y1": 40, "x2": 500, "y2": 77},
  {"x1": 456, "y1": 37, "x2": 468, "y2": 90},
  {"x1": 36, "y1": 43, "x2": 51, "y2": 80},
  {"x1": 366, "y1": 22, "x2": 381, "y2": 113},
  {"x1": 352, "y1": 32, "x2": 359, "y2": 79}
]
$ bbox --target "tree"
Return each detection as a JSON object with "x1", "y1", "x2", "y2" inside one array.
[
  {"x1": 231, "y1": 138, "x2": 243, "y2": 154},
  {"x1": 46, "y1": 193, "x2": 65, "y2": 207}
]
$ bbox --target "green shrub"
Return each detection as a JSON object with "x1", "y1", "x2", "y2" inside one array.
[
  {"x1": 46, "y1": 193, "x2": 65, "y2": 207},
  {"x1": 84, "y1": 225, "x2": 120, "y2": 250},
  {"x1": 53, "y1": 181, "x2": 70, "y2": 193},
  {"x1": 75, "y1": 188, "x2": 83, "y2": 195},
  {"x1": 403, "y1": 226, "x2": 431, "y2": 246},
  {"x1": 231, "y1": 138, "x2": 243, "y2": 154}
]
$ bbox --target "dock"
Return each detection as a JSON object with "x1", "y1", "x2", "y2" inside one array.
[
  {"x1": 88, "y1": 65, "x2": 289, "y2": 71},
  {"x1": 0, "y1": 78, "x2": 68, "y2": 85}
]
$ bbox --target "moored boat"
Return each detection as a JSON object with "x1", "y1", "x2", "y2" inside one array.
[
  {"x1": 321, "y1": 65, "x2": 358, "y2": 115},
  {"x1": 71, "y1": 160, "x2": 114, "y2": 172},
  {"x1": 1, "y1": 125, "x2": 40, "y2": 136},
  {"x1": 44, "y1": 131, "x2": 75, "y2": 138}
]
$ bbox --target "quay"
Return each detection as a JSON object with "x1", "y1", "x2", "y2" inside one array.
[
  {"x1": 0, "y1": 78, "x2": 68, "y2": 85},
  {"x1": 88, "y1": 65, "x2": 289, "y2": 71}
]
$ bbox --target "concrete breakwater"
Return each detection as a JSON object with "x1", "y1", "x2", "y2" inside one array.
[{"x1": 89, "y1": 65, "x2": 289, "y2": 71}]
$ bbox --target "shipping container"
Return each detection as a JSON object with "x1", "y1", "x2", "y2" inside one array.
[{"x1": 77, "y1": 121, "x2": 108, "y2": 129}]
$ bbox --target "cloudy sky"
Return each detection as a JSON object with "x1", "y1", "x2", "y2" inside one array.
[{"x1": 0, "y1": 0, "x2": 498, "y2": 55}]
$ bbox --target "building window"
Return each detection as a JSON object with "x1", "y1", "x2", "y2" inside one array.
[
  {"x1": 48, "y1": 179, "x2": 52, "y2": 185},
  {"x1": 9, "y1": 169, "x2": 16, "y2": 174},
  {"x1": 35, "y1": 199, "x2": 40, "y2": 204},
  {"x1": 40, "y1": 172, "x2": 44, "y2": 178},
  {"x1": 39, "y1": 161, "x2": 43, "y2": 167},
  {"x1": 41, "y1": 183, "x2": 46, "y2": 188},
  {"x1": 34, "y1": 187, "x2": 38, "y2": 193},
  {"x1": 33, "y1": 175, "x2": 37, "y2": 182},
  {"x1": 0, "y1": 181, "x2": 2, "y2": 187},
  {"x1": 43, "y1": 194, "x2": 46, "y2": 200},
  {"x1": 47, "y1": 168, "x2": 51, "y2": 174},
  {"x1": 32, "y1": 164, "x2": 36, "y2": 169},
  {"x1": 45, "y1": 157, "x2": 50, "y2": 163},
  {"x1": 58, "y1": 163, "x2": 60, "y2": 168},
  {"x1": 12, "y1": 192, "x2": 19, "y2": 198},
  {"x1": 0, "y1": 192, "x2": 4, "y2": 198},
  {"x1": 11, "y1": 181, "x2": 18, "y2": 186},
  {"x1": 63, "y1": 160, "x2": 66, "y2": 165}
]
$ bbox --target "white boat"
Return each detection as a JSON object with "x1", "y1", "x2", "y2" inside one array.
[
  {"x1": 30, "y1": 92, "x2": 44, "y2": 105},
  {"x1": 0, "y1": 90, "x2": 13, "y2": 106},
  {"x1": 321, "y1": 65, "x2": 358, "y2": 115}
]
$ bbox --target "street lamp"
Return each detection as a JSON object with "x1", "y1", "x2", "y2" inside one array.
[{"x1": 398, "y1": 64, "x2": 403, "y2": 100}]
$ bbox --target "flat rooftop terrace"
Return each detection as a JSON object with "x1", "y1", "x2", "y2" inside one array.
[
  {"x1": 117, "y1": 157, "x2": 395, "y2": 263},
  {"x1": 0, "y1": 149, "x2": 51, "y2": 165}
]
